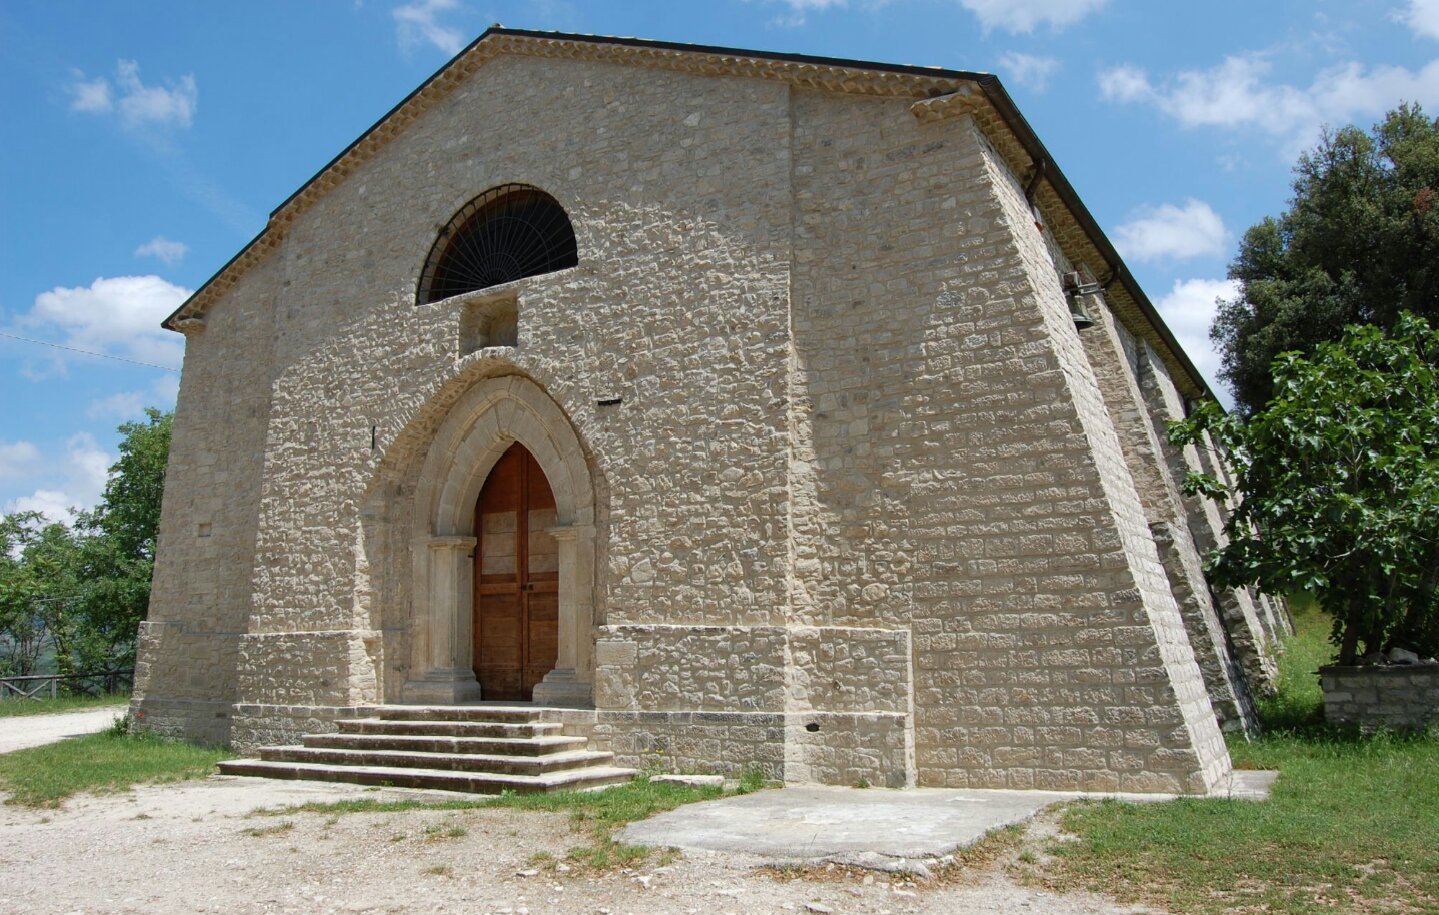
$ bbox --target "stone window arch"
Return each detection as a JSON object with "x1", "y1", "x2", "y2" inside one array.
[{"x1": 417, "y1": 184, "x2": 578, "y2": 304}]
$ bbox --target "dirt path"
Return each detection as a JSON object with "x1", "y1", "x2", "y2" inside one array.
[
  {"x1": 0, "y1": 775, "x2": 1156, "y2": 914},
  {"x1": 0, "y1": 707, "x2": 124, "y2": 754}
]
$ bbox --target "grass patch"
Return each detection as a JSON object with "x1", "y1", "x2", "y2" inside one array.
[
  {"x1": 564, "y1": 833, "x2": 653, "y2": 871},
  {"x1": 0, "y1": 729, "x2": 228, "y2": 807},
  {"x1": 0, "y1": 694, "x2": 130, "y2": 718},
  {"x1": 265, "y1": 774, "x2": 737, "y2": 872},
  {"x1": 265, "y1": 774, "x2": 731, "y2": 822},
  {"x1": 1253, "y1": 592, "x2": 1332, "y2": 732},
  {"x1": 1044, "y1": 598, "x2": 1439, "y2": 914},
  {"x1": 423, "y1": 821, "x2": 467, "y2": 841}
]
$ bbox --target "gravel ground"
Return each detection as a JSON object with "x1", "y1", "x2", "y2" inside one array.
[
  {"x1": 0, "y1": 775, "x2": 1156, "y2": 915},
  {"x1": 0, "y1": 707, "x2": 124, "y2": 754}
]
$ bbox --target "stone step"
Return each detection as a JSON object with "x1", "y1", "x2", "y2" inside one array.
[
  {"x1": 336, "y1": 718, "x2": 562, "y2": 739},
  {"x1": 303, "y1": 732, "x2": 588, "y2": 757},
  {"x1": 216, "y1": 758, "x2": 637, "y2": 795},
  {"x1": 360, "y1": 705, "x2": 548, "y2": 723},
  {"x1": 261, "y1": 745, "x2": 615, "y2": 775}
]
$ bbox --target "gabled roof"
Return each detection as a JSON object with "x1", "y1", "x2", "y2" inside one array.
[{"x1": 165, "y1": 27, "x2": 1217, "y2": 403}]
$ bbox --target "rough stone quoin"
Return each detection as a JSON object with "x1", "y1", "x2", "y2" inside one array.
[{"x1": 131, "y1": 28, "x2": 1283, "y2": 793}]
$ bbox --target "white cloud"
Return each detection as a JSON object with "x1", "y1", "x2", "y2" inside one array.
[
  {"x1": 2, "y1": 433, "x2": 113, "y2": 524},
  {"x1": 8, "y1": 490, "x2": 77, "y2": 525},
  {"x1": 0, "y1": 442, "x2": 42, "y2": 480},
  {"x1": 1113, "y1": 199, "x2": 1230, "y2": 263},
  {"x1": 69, "y1": 60, "x2": 197, "y2": 130},
  {"x1": 85, "y1": 391, "x2": 147, "y2": 422},
  {"x1": 115, "y1": 61, "x2": 197, "y2": 128},
  {"x1": 85, "y1": 376, "x2": 180, "y2": 422},
  {"x1": 134, "y1": 236, "x2": 189, "y2": 266},
  {"x1": 1098, "y1": 53, "x2": 1439, "y2": 156},
  {"x1": 998, "y1": 51, "x2": 1060, "y2": 91},
  {"x1": 152, "y1": 373, "x2": 180, "y2": 405},
  {"x1": 761, "y1": 0, "x2": 887, "y2": 28},
  {"x1": 1097, "y1": 64, "x2": 1152, "y2": 103},
  {"x1": 958, "y1": 0, "x2": 1107, "y2": 34},
  {"x1": 15, "y1": 275, "x2": 190, "y2": 370},
  {"x1": 393, "y1": 0, "x2": 467, "y2": 55},
  {"x1": 69, "y1": 74, "x2": 112, "y2": 113},
  {"x1": 1397, "y1": 0, "x2": 1439, "y2": 39},
  {"x1": 1155, "y1": 278, "x2": 1239, "y2": 397},
  {"x1": 66, "y1": 434, "x2": 111, "y2": 503}
]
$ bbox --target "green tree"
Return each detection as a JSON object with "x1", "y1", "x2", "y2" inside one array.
[
  {"x1": 0, "y1": 513, "x2": 82, "y2": 676},
  {"x1": 1171, "y1": 314, "x2": 1439, "y2": 665},
  {"x1": 1214, "y1": 103, "x2": 1439, "y2": 415},
  {"x1": 0, "y1": 408, "x2": 172, "y2": 677},
  {"x1": 65, "y1": 408, "x2": 174, "y2": 672}
]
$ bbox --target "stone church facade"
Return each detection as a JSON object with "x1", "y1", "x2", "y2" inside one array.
[{"x1": 132, "y1": 29, "x2": 1288, "y2": 794}]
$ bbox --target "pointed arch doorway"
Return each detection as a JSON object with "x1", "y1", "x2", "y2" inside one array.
[
  {"x1": 402, "y1": 374, "x2": 597, "y2": 708},
  {"x1": 473, "y1": 442, "x2": 559, "y2": 701}
]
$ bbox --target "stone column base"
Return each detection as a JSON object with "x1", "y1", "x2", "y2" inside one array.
[
  {"x1": 532, "y1": 668, "x2": 592, "y2": 708},
  {"x1": 401, "y1": 670, "x2": 483, "y2": 704}
]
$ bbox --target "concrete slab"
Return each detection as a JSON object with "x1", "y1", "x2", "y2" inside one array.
[
  {"x1": 1213, "y1": 769, "x2": 1280, "y2": 801},
  {"x1": 619, "y1": 779, "x2": 1278, "y2": 870},
  {"x1": 620, "y1": 786, "x2": 1058, "y2": 865}
]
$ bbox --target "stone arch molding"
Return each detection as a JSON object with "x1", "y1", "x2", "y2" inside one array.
[{"x1": 404, "y1": 374, "x2": 597, "y2": 707}]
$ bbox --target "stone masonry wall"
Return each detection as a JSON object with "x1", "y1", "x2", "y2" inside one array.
[
  {"x1": 595, "y1": 626, "x2": 787, "y2": 713},
  {"x1": 139, "y1": 49, "x2": 1240, "y2": 792},
  {"x1": 594, "y1": 624, "x2": 913, "y2": 785},
  {"x1": 970, "y1": 133, "x2": 1228, "y2": 791},
  {"x1": 232, "y1": 54, "x2": 795, "y2": 739},
  {"x1": 1321, "y1": 665, "x2": 1439, "y2": 731},
  {"x1": 132, "y1": 252, "x2": 280, "y2": 740},
  {"x1": 788, "y1": 89, "x2": 1228, "y2": 792},
  {"x1": 595, "y1": 711, "x2": 788, "y2": 781}
]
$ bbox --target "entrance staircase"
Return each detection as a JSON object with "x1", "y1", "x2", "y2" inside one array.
[{"x1": 217, "y1": 705, "x2": 636, "y2": 794}]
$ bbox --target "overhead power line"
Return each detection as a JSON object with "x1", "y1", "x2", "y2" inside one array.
[{"x1": 0, "y1": 331, "x2": 180, "y2": 372}]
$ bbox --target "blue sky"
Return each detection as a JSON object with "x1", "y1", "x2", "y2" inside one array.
[{"x1": 3, "y1": 0, "x2": 1438, "y2": 522}]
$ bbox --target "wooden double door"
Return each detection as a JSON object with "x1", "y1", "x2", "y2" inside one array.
[{"x1": 473, "y1": 443, "x2": 559, "y2": 701}]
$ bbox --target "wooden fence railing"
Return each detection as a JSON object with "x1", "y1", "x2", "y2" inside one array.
[{"x1": 0, "y1": 670, "x2": 134, "y2": 701}]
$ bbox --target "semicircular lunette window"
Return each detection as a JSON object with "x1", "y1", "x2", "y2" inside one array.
[{"x1": 417, "y1": 184, "x2": 578, "y2": 304}]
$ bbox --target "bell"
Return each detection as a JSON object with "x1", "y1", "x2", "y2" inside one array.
[{"x1": 1061, "y1": 271, "x2": 1100, "y2": 329}]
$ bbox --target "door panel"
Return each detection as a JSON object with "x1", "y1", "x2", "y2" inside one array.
[
  {"x1": 473, "y1": 443, "x2": 560, "y2": 701},
  {"x1": 523, "y1": 590, "x2": 559, "y2": 697}
]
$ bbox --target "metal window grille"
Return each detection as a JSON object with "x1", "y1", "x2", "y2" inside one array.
[{"x1": 417, "y1": 184, "x2": 578, "y2": 304}]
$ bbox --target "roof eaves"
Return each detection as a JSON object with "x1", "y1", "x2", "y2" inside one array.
[{"x1": 968, "y1": 76, "x2": 1221, "y2": 405}]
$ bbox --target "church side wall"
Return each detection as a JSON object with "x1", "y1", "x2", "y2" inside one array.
[
  {"x1": 132, "y1": 257, "x2": 280, "y2": 744},
  {"x1": 789, "y1": 95, "x2": 1228, "y2": 792},
  {"x1": 968, "y1": 133, "x2": 1228, "y2": 791}
]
